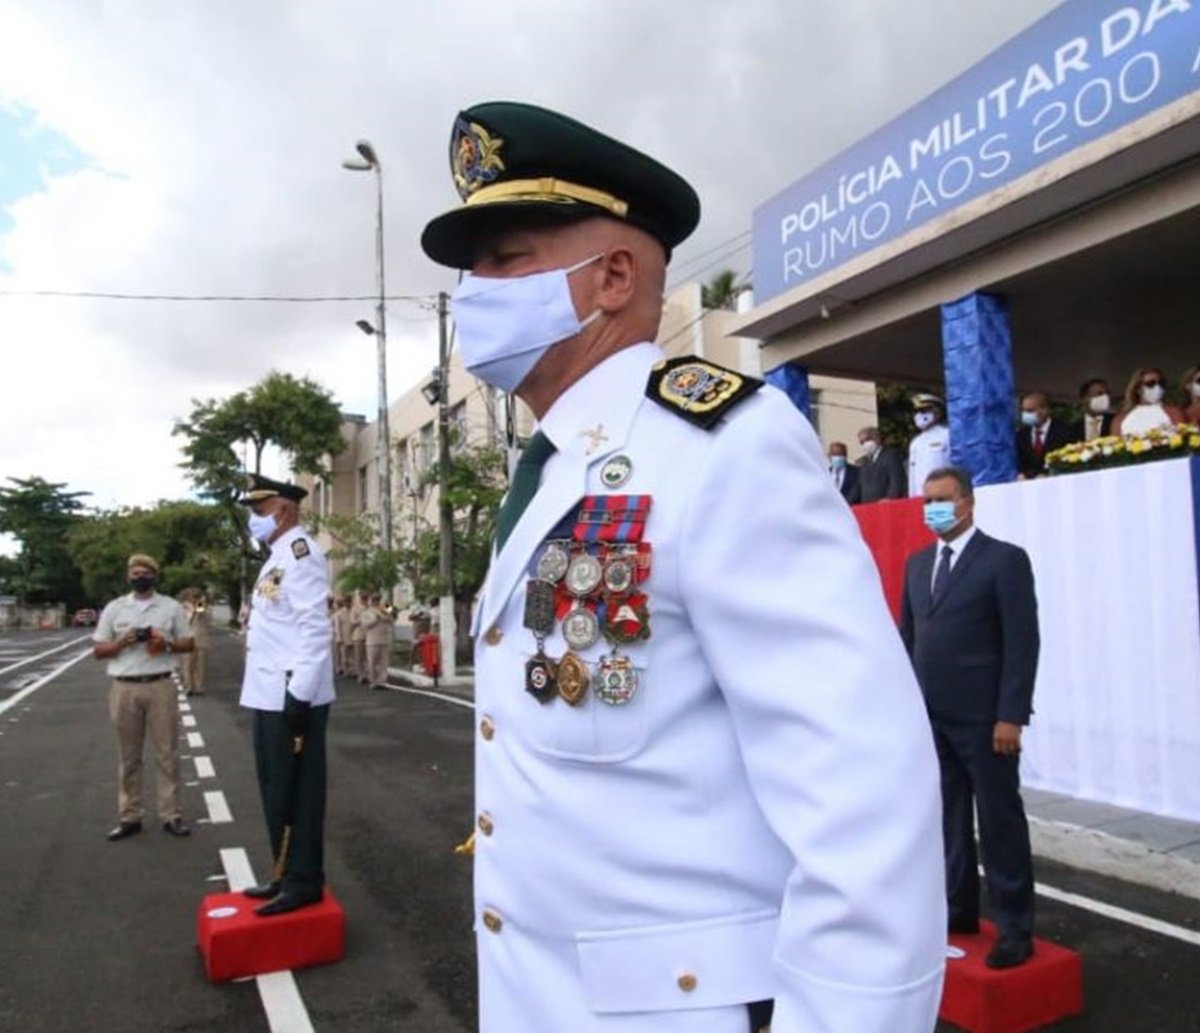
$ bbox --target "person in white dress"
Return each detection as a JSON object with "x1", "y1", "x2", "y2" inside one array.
[{"x1": 1112, "y1": 367, "x2": 1185, "y2": 436}]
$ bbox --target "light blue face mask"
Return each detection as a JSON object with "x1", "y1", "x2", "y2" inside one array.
[
  {"x1": 450, "y1": 253, "x2": 603, "y2": 393},
  {"x1": 923, "y1": 500, "x2": 960, "y2": 536},
  {"x1": 829, "y1": 455, "x2": 847, "y2": 470},
  {"x1": 1020, "y1": 410, "x2": 1040, "y2": 427},
  {"x1": 247, "y1": 510, "x2": 278, "y2": 542}
]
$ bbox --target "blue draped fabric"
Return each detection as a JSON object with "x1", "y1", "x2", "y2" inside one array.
[
  {"x1": 940, "y1": 292, "x2": 1017, "y2": 485},
  {"x1": 764, "y1": 362, "x2": 811, "y2": 421}
]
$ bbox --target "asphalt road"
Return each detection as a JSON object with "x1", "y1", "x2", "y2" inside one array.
[{"x1": 1, "y1": 627, "x2": 1198, "y2": 1031}]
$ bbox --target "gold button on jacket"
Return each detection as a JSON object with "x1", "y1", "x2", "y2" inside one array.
[
  {"x1": 677, "y1": 973, "x2": 698, "y2": 993},
  {"x1": 478, "y1": 812, "x2": 495, "y2": 836},
  {"x1": 480, "y1": 716, "x2": 495, "y2": 741},
  {"x1": 482, "y1": 908, "x2": 503, "y2": 933},
  {"x1": 484, "y1": 626, "x2": 503, "y2": 646}
]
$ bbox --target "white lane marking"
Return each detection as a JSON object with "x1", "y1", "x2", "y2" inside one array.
[
  {"x1": 379, "y1": 682, "x2": 474, "y2": 710},
  {"x1": 0, "y1": 635, "x2": 91, "y2": 677},
  {"x1": 180, "y1": 703, "x2": 192, "y2": 713},
  {"x1": 204, "y1": 790, "x2": 233, "y2": 823},
  {"x1": 256, "y1": 971, "x2": 316, "y2": 1033},
  {"x1": 195, "y1": 756, "x2": 216, "y2": 779},
  {"x1": 1037, "y1": 879, "x2": 1200, "y2": 948},
  {"x1": 218, "y1": 848, "x2": 316, "y2": 1033},
  {"x1": 0, "y1": 649, "x2": 91, "y2": 717},
  {"x1": 187, "y1": 732, "x2": 205, "y2": 748},
  {"x1": 182, "y1": 714, "x2": 197, "y2": 728},
  {"x1": 219, "y1": 847, "x2": 255, "y2": 891}
]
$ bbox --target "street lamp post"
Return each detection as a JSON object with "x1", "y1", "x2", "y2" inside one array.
[{"x1": 342, "y1": 140, "x2": 394, "y2": 559}]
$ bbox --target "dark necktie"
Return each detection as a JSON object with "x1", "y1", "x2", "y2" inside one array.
[
  {"x1": 1033, "y1": 427, "x2": 1045, "y2": 457},
  {"x1": 494, "y1": 431, "x2": 556, "y2": 553},
  {"x1": 931, "y1": 544, "x2": 953, "y2": 603}
]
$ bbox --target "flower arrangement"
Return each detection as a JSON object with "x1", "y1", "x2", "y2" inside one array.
[{"x1": 1046, "y1": 424, "x2": 1200, "y2": 475}]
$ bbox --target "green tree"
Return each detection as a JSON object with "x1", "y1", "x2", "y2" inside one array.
[
  {"x1": 67, "y1": 501, "x2": 242, "y2": 606},
  {"x1": 319, "y1": 511, "x2": 406, "y2": 596},
  {"x1": 408, "y1": 437, "x2": 508, "y2": 660},
  {"x1": 172, "y1": 371, "x2": 347, "y2": 615},
  {"x1": 701, "y1": 268, "x2": 748, "y2": 311},
  {"x1": 0, "y1": 477, "x2": 89, "y2": 607}
]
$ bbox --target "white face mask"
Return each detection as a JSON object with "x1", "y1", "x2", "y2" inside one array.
[
  {"x1": 914, "y1": 410, "x2": 937, "y2": 431},
  {"x1": 247, "y1": 511, "x2": 278, "y2": 543},
  {"x1": 1191, "y1": 382, "x2": 1200, "y2": 400},
  {"x1": 1141, "y1": 383, "x2": 1165, "y2": 405},
  {"x1": 861, "y1": 439, "x2": 880, "y2": 457},
  {"x1": 1088, "y1": 393, "x2": 1110, "y2": 414},
  {"x1": 450, "y1": 253, "x2": 603, "y2": 393}
]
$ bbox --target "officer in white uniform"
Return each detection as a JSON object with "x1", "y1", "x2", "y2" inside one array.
[
  {"x1": 237, "y1": 475, "x2": 335, "y2": 916},
  {"x1": 422, "y1": 102, "x2": 946, "y2": 1032},
  {"x1": 907, "y1": 393, "x2": 952, "y2": 498}
]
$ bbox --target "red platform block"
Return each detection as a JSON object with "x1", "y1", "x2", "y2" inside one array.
[
  {"x1": 196, "y1": 889, "x2": 345, "y2": 983},
  {"x1": 940, "y1": 921, "x2": 1083, "y2": 1032}
]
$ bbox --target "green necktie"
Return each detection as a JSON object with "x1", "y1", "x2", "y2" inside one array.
[{"x1": 495, "y1": 431, "x2": 557, "y2": 553}]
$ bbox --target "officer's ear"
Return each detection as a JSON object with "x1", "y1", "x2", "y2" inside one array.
[{"x1": 594, "y1": 246, "x2": 638, "y2": 314}]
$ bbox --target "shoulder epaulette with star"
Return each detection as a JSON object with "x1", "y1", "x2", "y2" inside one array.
[
  {"x1": 291, "y1": 538, "x2": 311, "y2": 559},
  {"x1": 645, "y1": 355, "x2": 763, "y2": 430}
]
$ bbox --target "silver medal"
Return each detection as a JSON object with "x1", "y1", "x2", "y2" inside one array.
[
  {"x1": 593, "y1": 654, "x2": 639, "y2": 706},
  {"x1": 562, "y1": 606, "x2": 600, "y2": 650},
  {"x1": 565, "y1": 553, "x2": 603, "y2": 597},
  {"x1": 536, "y1": 542, "x2": 570, "y2": 583},
  {"x1": 603, "y1": 557, "x2": 634, "y2": 594}
]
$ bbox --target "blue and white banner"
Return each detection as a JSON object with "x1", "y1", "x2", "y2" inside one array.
[{"x1": 753, "y1": 0, "x2": 1200, "y2": 303}]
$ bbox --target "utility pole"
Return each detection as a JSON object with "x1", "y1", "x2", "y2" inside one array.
[{"x1": 436, "y1": 291, "x2": 456, "y2": 677}]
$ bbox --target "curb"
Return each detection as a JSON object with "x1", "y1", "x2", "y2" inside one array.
[{"x1": 1031, "y1": 817, "x2": 1200, "y2": 902}]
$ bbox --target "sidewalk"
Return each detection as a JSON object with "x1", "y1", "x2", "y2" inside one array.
[
  {"x1": 382, "y1": 664, "x2": 1200, "y2": 901},
  {"x1": 1024, "y1": 786, "x2": 1200, "y2": 901}
]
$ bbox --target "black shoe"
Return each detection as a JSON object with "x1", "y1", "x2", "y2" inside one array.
[
  {"x1": 985, "y1": 936, "x2": 1033, "y2": 969},
  {"x1": 162, "y1": 818, "x2": 191, "y2": 837},
  {"x1": 106, "y1": 821, "x2": 143, "y2": 841},
  {"x1": 948, "y1": 916, "x2": 980, "y2": 935},
  {"x1": 243, "y1": 882, "x2": 282, "y2": 900},
  {"x1": 254, "y1": 889, "x2": 323, "y2": 917}
]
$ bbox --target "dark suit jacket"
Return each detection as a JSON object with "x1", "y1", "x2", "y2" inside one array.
[
  {"x1": 1069, "y1": 412, "x2": 1115, "y2": 441},
  {"x1": 900, "y1": 530, "x2": 1039, "y2": 725},
  {"x1": 833, "y1": 463, "x2": 859, "y2": 502},
  {"x1": 1015, "y1": 418, "x2": 1079, "y2": 478},
  {"x1": 851, "y1": 446, "x2": 906, "y2": 503}
]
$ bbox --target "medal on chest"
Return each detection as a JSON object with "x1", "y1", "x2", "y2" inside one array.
[
  {"x1": 519, "y1": 494, "x2": 653, "y2": 707},
  {"x1": 256, "y1": 567, "x2": 285, "y2": 601}
]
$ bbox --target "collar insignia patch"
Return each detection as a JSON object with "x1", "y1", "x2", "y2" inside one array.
[
  {"x1": 645, "y1": 355, "x2": 763, "y2": 430},
  {"x1": 291, "y1": 538, "x2": 310, "y2": 559}
]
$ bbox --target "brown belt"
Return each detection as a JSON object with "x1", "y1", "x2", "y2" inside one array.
[{"x1": 114, "y1": 673, "x2": 172, "y2": 683}]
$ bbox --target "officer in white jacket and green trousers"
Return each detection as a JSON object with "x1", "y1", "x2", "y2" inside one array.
[{"x1": 421, "y1": 101, "x2": 947, "y2": 1032}]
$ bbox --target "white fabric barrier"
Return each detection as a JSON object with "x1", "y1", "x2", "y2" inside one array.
[{"x1": 975, "y1": 457, "x2": 1200, "y2": 822}]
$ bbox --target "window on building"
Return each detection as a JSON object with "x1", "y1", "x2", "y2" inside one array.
[
  {"x1": 808, "y1": 389, "x2": 822, "y2": 437},
  {"x1": 418, "y1": 422, "x2": 435, "y2": 474},
  {"x1": 449, "y1": 401, "x2": 467, "y2": 453},
  {"x1": 313, "y1": 480, "x2": 325, "y2": 518},
  {"x1": 357, "y1": 464, "x2": 369, "y2": 513},
  {"x1": 396, "y1": 437, "x2": 411, "y2": 493}
]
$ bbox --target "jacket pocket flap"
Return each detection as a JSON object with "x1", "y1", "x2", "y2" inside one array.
[{"x1": 575, "y1": 909, "x2": 779, "y2": 1014}]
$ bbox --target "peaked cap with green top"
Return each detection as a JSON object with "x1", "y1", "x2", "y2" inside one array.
[{"x1": 421, "y1": 101, "x2": 700, "y2": 269}]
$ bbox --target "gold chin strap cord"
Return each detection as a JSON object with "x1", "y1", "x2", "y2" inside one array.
[{"x1": 465, "y1": 177, "x2": 629, "y2": 218}]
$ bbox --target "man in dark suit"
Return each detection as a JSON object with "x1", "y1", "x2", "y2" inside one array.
[
  {"x1": 1016, "y1": 391, "x2": 1078, "y2": 478},
  {"x1": 827, "y1": 441, "x2": 859, "y2": 502},
  {"x1": 853, "y1": 426, "x2": 907, "y2": 502},
  {"x1": 1071, "y1": 377, "x2": 1116, "y2": 442},
  {"x1": 901, "y1": 466, "x2": 1039, "y2": 969}
]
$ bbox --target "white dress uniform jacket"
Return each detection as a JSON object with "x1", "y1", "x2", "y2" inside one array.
[
  {"x1": 471, "y1": 344, "x2": 946, "y2": 1032},
  {"x1": 907, "y1": 423, "x2": 951, "y2": 498},
  {"x1": 240, "y1": 526, "x2": 335, "y2": 711}
]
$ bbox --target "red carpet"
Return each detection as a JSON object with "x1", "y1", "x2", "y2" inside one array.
[
  {"x1": 941, "y1": 920, "x2": 1083, "y2": 1032},
  {"x1": 197, "y1": 889, "x2": 345, "y2": 982}
]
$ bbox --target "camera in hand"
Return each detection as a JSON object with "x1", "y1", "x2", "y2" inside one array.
[{"x1": 135, "y1": 627, "x2": 153, "y2": 642}]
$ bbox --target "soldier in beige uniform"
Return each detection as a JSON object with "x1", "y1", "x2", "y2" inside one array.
[
  {"x1": 92, "y1": 553, "x2": 194, "y2": 841},
  {"x1": 332, "y1": 596, "x2": 353, "y2": 676},
  {"x1": 350, "y1": 595, "x2": 368, "y2": 683},
  {"x1": 361, "y1": 594, "x2": 394, "y2": 688},
  {"x1": 179, "y1": 588, "x2": 211, "y2": 696}
]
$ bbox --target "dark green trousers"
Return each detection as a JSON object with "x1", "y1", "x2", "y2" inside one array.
[{"x1": 252, "y1": 705, "x2": 329, "y2": 894}]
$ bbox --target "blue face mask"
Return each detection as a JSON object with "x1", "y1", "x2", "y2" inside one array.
[
  {"x1": 1020, "y1": 410, "x2": 1040, "y2": 427},
  {"x1": 450, "y1": 253, "x2": 603, "y2": 393},
  {"x1": 923, "y1": 500, "x2": 960, "y2": 536},
  {"x1": 829, "y1": 455, "x2": 847, "y2": 470}
]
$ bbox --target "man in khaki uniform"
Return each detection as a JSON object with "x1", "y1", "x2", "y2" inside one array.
[
  {"x1": 179, "y1": 588, "x2": 211, "y2": 696},
  {"x1": 332, "y1": 596, "x2": 354, "y2": 676},
  {"x1": 361, "y1": 594, "x2": 394, "y2": 688},
  {"x1": 92, "y1": 554, "x2": 194, "y2": 841},
  {"x1": 350, "y1": 595, "x2": 368, "y2": 684}
]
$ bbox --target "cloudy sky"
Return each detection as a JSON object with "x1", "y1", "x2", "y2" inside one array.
[{"x1": 0, "y1": 0, "x2": 1060, "y2": 522}]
